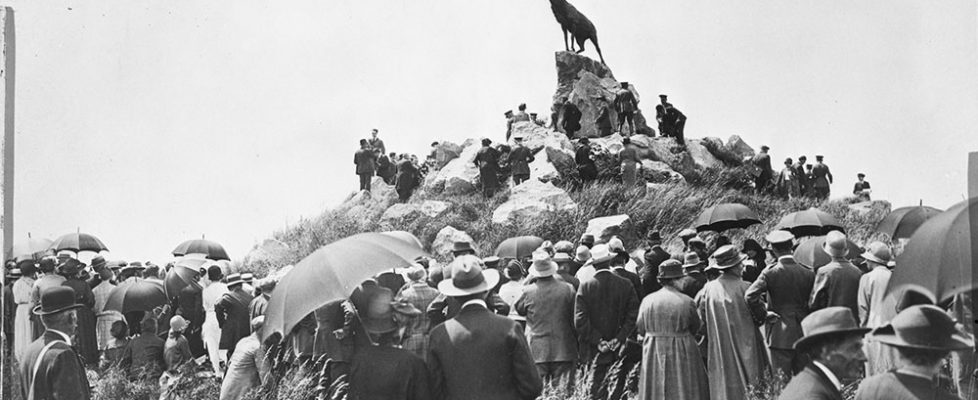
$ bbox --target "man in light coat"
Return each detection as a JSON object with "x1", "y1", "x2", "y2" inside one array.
[
  {"x1": 856, "y1": 242, "x2": 900, "y2": 375},
  {"x1": 220, "y1": 317, "x2": 270, "y2": 400},
  {"x1": 515, "y1": 251, "x2": 578, "y2": 390}
]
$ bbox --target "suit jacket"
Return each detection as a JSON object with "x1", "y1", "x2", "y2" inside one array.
[
  {"x1": 19, "y1": 330, "x2": 91, "y2": 400},
  {"x1": 574, "y1": 269, "x2": 640, "y2": 363},
  {"x1": 354, "y1": 148, "x2": 377, "y2": 175},
  {"x1": 427, "y1": 292, "x2": 510, "y2": 328},
  {"x1": 778, "y1": 364, "x2": 842, "y2": 400},
  {"x1": 249, "y1": 294, "x2": 269, "y2": 321},
  {"x1": 121, "y1": 333, "x2": 166, "y2": 379},
  {"x1": 613, "y1": 267, "x2": 644, "y2": 300},
  {"x1": 350, "y1": 345, "x2": 431, "y2": 400},
  {"x1": 427, "y1": 303, "x2": 542, "y2": 400},
  {"x1": 745, "y1": 255, "x2": 815, "y2": 349},
  {"x1": 514, "y1": 277, "x2": 578, "y2": 363},
  {"x1": 216, "y1": 288, "x2": 255, "y2": 349},
  {"x1": 809, "y1": 260, "x2": 862, "y2": 320},
  {"x1": 640, "y1": 246, "x2": 671, "y2": 295}
]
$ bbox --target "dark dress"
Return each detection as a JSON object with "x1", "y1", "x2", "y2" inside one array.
[
  {"x1": 349, "y1": 345, "x2": 432, "y2": 400},
  {"x1": 62, "y1": 277, "x2": 99, "y2": 365},
  {"x1": 575, "y1": 145, "x2": 597, "y2": 181},
  {"x1": 474, "y1": 146, "x2": 501, "y2": 196},
  {"x1": 394, "y1": 160, "x2": 420, "y2": 202}
]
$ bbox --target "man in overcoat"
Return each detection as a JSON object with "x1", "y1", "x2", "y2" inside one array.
[
  {"x1": 216, "y1": 273, "x2": 255, "y2": 359},
  {"x1": 809, "y1": 231, "x2": 862, "y2": 320},
  {"x1": 509, "y1": 137, "x2": 535, "y2": 186},
  {"x1": 19, "y1": 286, "x2": 91, "y2": 400},
  {"x1": 515, "y1": 251, "x2": 578, "y2": 389},
  {"x1": 473, "y1": 138, "x2": 501, "y2": 197},
  {"x1": 354, "y1": 139, "x2": 377, "y2": 192},
  {"x1": 811, "y1": 155, "x2": 833, "y2": 199},
  {"x1": 778, "y1": 307, "x2": 869, "y2": 400}
]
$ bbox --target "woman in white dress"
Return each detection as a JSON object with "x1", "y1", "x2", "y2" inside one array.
[
  {"x1": 201, "y1": 263, "x2": 229, "y2": 374},
  {"x1": 12, "y1": 262, "x2": 37, "y2": 362}
]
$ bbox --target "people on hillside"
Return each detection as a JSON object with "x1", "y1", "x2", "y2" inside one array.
[
  {"x1": 394, "y1": 154, "x2": 421, "y2": 202},
  {"x1": 575, "y1": 138, "x2": 597, "y2": 183},
  {"x1": 201, "y1": 264, "x2": 228, "y2": 375},
  {"x1": 677, "y1": 252, "x2": 707, "y2": 299},
  {"x1": 395, "y1": 265, "x2": 440, "y2": 360},
  {"x1": 776, "y1": 157, "x2": 802, "y2": 199},
  {"x1": 561, "y1": 102, "x2": 582, "y2": 139},
  {"x1": 812, "y1": 155, "x2": 833, "y2": 199},
  {"x1": 473, "y1": 138, "x2": 501, "y2": 197},
  {"x1": 751, "y1": 145, "x2": 774, "y2": 193},
  {"x1": 220, "y1": 316, "x2": 271, "y2": 400},
  {"x1": 619, "y1": 136, "x2": 641, "y2": 186},
  {"x1": 122, "y1": 317, "x2": 166, "y2": 380},
  {"x1": 615, "y1": 82, "x2": 638, "y2": 135},
  {"x1": 640, "y1": 231, "x2": 670, "y2": 296},
  {"x1": 164, "y1": 315, "x2": 193, "y2": 373},
  {"x1": 354, "y1": 139, "x2": 378, "y2": 192},
  {"x1": 367, "y1": 128, "x2": 386, "y2": 154},
  {"x1": 509, "y1": 136, "x2": 535, "y2": 186},
  {"x1": 853, "y1": 173, "x2": 872, "y2": 201}
]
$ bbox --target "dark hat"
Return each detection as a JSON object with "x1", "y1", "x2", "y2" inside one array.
[
  {"x1": 578, "y1": 137, "x2": 590, "y2": 144},
  {"x1": 451, "y1": 241, "x2": 475, "y2": 255},
  {"x1": 59, "y1": 258, "x2": 85, "y2": 275},
  {"x1": 580, "y1": 234, "x2": 595, "y2": 245},
  {"x1": 871, "y1": 305, "x2": 973, "y2": 351},
  {"x1": 225, "y1": 273, "x2": 243, "y2": 287},
  {"x1": 481, "y1": 256, "x2": 501, "y2": 268},
  {"x1": 504, "y1": 110, "x2": 513, "y2": 116},
  {"x1": 437, "y1": 255, "x2": 500, "y2": 297},
  {"x1": 816, "y1": 155, "x2": 824, "y2": 160},
  {"x1": 38, "y1": 256, "x2": 57, "y2": 273},
  {"x1": 657, "y1": 260, "x2": 684, "y2": 279},
  {"x1": 857, "y1": 173, "x2": 865, "y2": 178},
  {"x1": 687, "y1": 237, "x2": 706, "y2": 248},
  {"x1": 707, "y1": 245, "x2": 747, "y2": 270},
  {"x1": 33, "y1": 286, "x2": 83, "y2": 316},
  {"x1": 90, "y1": 256, "x2": 108, "y2": 272},
  {"x1": 646, "y1": 231, "x2": 662, "y2": 242},
  {"x1": 794, "y1": 307, "x2": 869, "y2": 350},
  {"x1": 761, "y1": 145, "x2": 770, "y2": 151},
  {"x1": 658, "y1": 94, "x2": 668, "y2": 98},
  {"x1": 681, "y1": 252, "x2": 702, "y2": 269}
]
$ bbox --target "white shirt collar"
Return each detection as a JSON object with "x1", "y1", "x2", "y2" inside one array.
[
  {"x1": 777, "y1": 255, "x2": 794, "y2": 263},
  {"x1": 461, "y1": 299, "x2": 488, "y2": 309},
  {"x1": 594, "y1": 269, "x2": 613, "y2": 275},
  {"x1": 812, "y1": 361, "x2": 842, "y2": 390},
  {"x1": 48, "y1": 328, "x2": 72, "y2": 346}
]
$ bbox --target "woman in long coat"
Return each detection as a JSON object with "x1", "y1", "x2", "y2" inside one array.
[
  {"x1": 636, "y1": 261, "x2": 709, "y2": 400},
  {"x1": 619, "y1": 138, "x2": 641, "y2": 186},
  {"x1": 12, "y1": 262, "x2": 36, "y2": 362},
  {"x1": 61, "y1": 261, "x2": 99, "y2": 365}
]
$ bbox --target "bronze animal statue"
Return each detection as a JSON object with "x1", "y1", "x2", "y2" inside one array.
[{"x1": 549, "y1": 0, "x2": 605, "y2": 64}]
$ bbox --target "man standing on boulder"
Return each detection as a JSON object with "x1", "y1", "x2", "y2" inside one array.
[
  {"x1": 509, "y1": 136, "x2": 535, "y2": 186},
  {"x1": 474, "y1": 138, "x2": 502, "y2": 197},
  {"x1": 614, "y1": 82, "x2": 638, "y2": 136},
  {"x1": 752, "y1": 145, "x2": 773, "y2": 193},
  {"x1": 575, "y1": 138, "x2": 598, "y2": 184},
  {"x1": 812, "y1": 155, "x2": 833, "y2": 199},
  {"x1": 367, "y1": 128, "x2": 386, "y2": 154},
  {"x1": 354, "y1": 139, "x2": 377, "y2": 192},
  {"x1": 852, "y1": 173, "x2": 871, "y2": 201}
]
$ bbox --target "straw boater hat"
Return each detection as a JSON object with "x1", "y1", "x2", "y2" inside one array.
[
  {"x1": 437, "y1": 255, "x2": 500, "y2": 297},
  {"x1": 861, "y1": 242, "x2": 893, "y2": 267},
  {"x1": 657, "y1": 259, "x2": 684, "y2": 280},
  {"x1": 822, "y1": 231, "x2": 849, "y2": 258},
  {"x1": 583, "y1": 244, "x2": 616, "y2": 267},
  {"x1": 225, "y1": 273, "x2": 243, "y2": 288},
  {"x1": 33, "y1": 286, "x2": 83, "y2": 316},
  {"x1": 707, "y1": 245, "x2": 748, "y2": 271},
  {"x1": 6, "y1": 268, "x2": 22, "y2": 280},
  {"x1": 794, "y1": 307, "x2": 870, "y2": 351},
  {"x1": 528, "y1": 250, "x2": 558, "y2": 278},
  {"x1": 871, "y1": 305, "x2": 973, "y2": 351}
]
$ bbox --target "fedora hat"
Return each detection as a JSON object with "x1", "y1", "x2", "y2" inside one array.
[
  {"x1": 687, "y1": 237, "x2": 706, "y2": 249},
  {"x1": 528, "y1": 250, "x2": 558, "y2": 278},
  {"x1": 861, "y1": 241, "x2": 892, "y2": 267},
  {"x1": 225, "y1": 273, "x2": 243, "y2": 287},
  {"x1": 574, "y1": 246, "x2": 591, "y2": 264},
  {"x1": 822, "y1": 231, "x2": 849, "y2": 258},
  {"x1": 871, "y1": 305, "x2": 973, "y2": 351},
  {"x1": 681, "y1": 252, "x2": 702, "y2": 269},
  {"x1": 657, "y1": 259, "x2": 684, "y2": 279},
  {"x1": 33, "y1": 286, "x2": 83, "y2": 316},
  {"x1": 708, "y1": 245, "x2": 747, "y2": 270},
  {"x1": 451, "y1": 241, "x2": 475, "y2": 255},
  {"x1": 553, "y1": 240, "x2": 575, "y2": 255},
  {"x1": 89, "y1": 256, "x2": 108, "y2": 271},
  {"x1": 583, "y1": 244, "x2": 616, "y2": 267},
  {"x1": 59, "y1": 258, "x2": 85, "y2": 276},
  {"x1": 438, "y1": 255, "x2": 500, "y2": 297},
  {"x1": 794, "y1": 307, "x2": 870, "y2": 350}
]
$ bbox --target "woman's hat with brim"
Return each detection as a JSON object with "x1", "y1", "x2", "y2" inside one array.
[
  {"x1": 707, "y1": 245, "x2": 748, "y2": 270},
  {"x1": 59, "y1": 258, "x2": 86, "y2": 276},
  {"x1": 438, "y1": 255, "x2": 500, "y2": 297},
  {"x1": 225, "y1": 273, "x2": 243, "y2": 287},
  {"x1": 861, "y1": 241, "x2": 893, "y2": 267},
  {"x1": 657, "y1": 260, "x2": 684, "y2": 279},
  {"x1": 528, "y1": 250, "x2": 558, "y2": 278},
  {"x1": 574, "y1": 246, "x2": 591, "y2": 264},
  {"x1": 583, "y1": 244, "x2": 616, "y2": 267},
  {"x1": 33, "y1": 286, "x2": 83, "y2": 316},
  {"x1": 871, "y1": 305, "x2": 973, "y2": 351},
  {"x1": 356, "y1": 286, "x2": 402, "y2": 334},
  {"x1": 794, "y1": 307, "x2": 870, "y2": 351},
  {"x1": 822, "y1": 231, "x2": 850, "y2": 258},
  {"x1": 169, "y1": 315, "x2": 188, "y2": 333}
]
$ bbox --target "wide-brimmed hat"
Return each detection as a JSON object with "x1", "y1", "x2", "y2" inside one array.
[
  {"x1": 657, "y1": 260, "x2": 684, "y2": 279},
  {"x1": 33, "y1": 286, "x2": 83, "y2": 316},
  {"x1": 583, "y1": 244, "x2": 616, "y2": 267},
  {"x1": 528, "y1": 250, "x2": 558, "y2": 278},
  {"x1": 681, "y1": 252, "x2": 702, "y2": 269},
  {"x1": 108, "y1": 260, "x2": 126, "y2": 270},
  {"x1": 90, "y1": 256, "x2": 107, "y2": 272},
  {"x1": 861, "y1": 241, "x2": 892, "y2": 267},
  {"x1": 574, "y1": 246, "x2": 591, "y2": 263},
  {"x1": 765, "y1": 230, "x2": 794, "y2": 245},
  {"x1": 553, "y1": 240, "x2": 575, "y2": 255},
  {"x1": 607, "y1": 237, "x2": 626, "y2": 254},
  {"x1": 822, "y1": 231, "x2": 850, "y2": 258},
  {"x1": 794, "y1": 307, "x2": 870, "y2": 350},
  {"x1": 708, "y1": 245, "x2": 748, "y2": 270},
  {"x1": 871, "y1": 305, "x2": 973, "y2": 351},
  {"x1": 59, "y1": 258, "x2": 85, "y2": 275},
  {"x1": 242, "y1": 273, "x2": 254, "y2": 283},
  {"x1": 225, "y1": 273, "x2": 243, "y2": 287},
  {"x1": 438, "y1": 255, "x2": 500, "y2": 297},
  {"x1": 451, "y1": 241, "x2": 475, "y2": 254},
  {"x1": 6, "y1": 268, "x2": 22, "y2": 279},
  {"x1": 38, "y1": 256, "x2": 57, "y2": 273},
  {"x1": 170, "y1": 315, "x2": 188, "y2": 333}
]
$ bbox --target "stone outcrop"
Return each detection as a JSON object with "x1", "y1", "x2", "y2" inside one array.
[
  {"x1": 431, "y1": 141, "x2": 463, "y2": 169},
  {"x1": 724, "y1": 135, "x2": 755, "y2": 161},
  {"x1": 491, "y1": 180, "x2": 577, "y2": 224},
  {"x1": 640, "y1": 160, "x2": 686, "y2": 183},
  {"x1": 510, "y1": 121, "x2": 576, "y2": 181},
  {"x1": 585, "y1": 214, "x2": 630, "y2": 242},
  {"x1": 684, "y1": 139, "x2": 721, "y2": 169},
  {"x1": 380, "y1": 200, "x2": 452, "y2": 223},
  {"x1": 551, "y1": 52, "x2": 654, "y2": 138},
  {"x1": 424, "y1": 139, "x2": 481, "y2": 194},
  {"x1": 432, "y1": 226, "x2": 474, "y2": 259},
  {"x1": 241, "y1": 238, "x2": 291, "y2": 270}
]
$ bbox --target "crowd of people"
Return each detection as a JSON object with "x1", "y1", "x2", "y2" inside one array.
[
  {"x1": 749, "y1": 148, "x2": 873, "y2": 201},
  {"x1": 352, "y1": 129, "x2": 425, "y2": 202}
]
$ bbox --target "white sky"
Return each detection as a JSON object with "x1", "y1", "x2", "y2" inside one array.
[{"x1": 7, "y1": 0, "x2": 978, "y2": 262}]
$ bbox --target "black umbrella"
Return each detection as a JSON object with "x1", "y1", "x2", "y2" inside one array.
[
  {"x1": 164, "y1": 258, "x2": 207, "y2": 297},
  {"x1": 876, "y1": 204, "x2": 943, "y2": 240},
  {"x1": 49, "y1": 232, "x2": 109, "y2": 253},
  {"x1": 775, "y1": 208, "x2": 845, "y2": 237},
  {"x1": 104, "y1": 278, "x2": 167, "y2": 313},
  {"x1": 694, "y1": 203, "x2": 761, "y2": 233},
  {"x1": 172, "y1": 238, "x2": 230, "y2": 261},
  {"x1": 793, "y1": 235, "x2": 862, "y2": 270}
]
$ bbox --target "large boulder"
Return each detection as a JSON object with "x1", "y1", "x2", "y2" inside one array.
[
  {"x1": 419, "y1": 200, "x2": 451, "y2": 218},
  {"x1": 641, "y1": 160, "x2": 686, "y2": 183},
  {"x1": 432, "y1": 226, "x2": 475, "y2": 259},
  {"x1": 241, "y1": 238, "x2": 291, "y2": 271},
  {"x1": 685, "y1": 139, "x2": 721, "y2": 169},
  {"x1": 491, "y1": 180, "x2": 578, "y2": 224},
  {"x1": 381, "y1": 200, "x2": 452, "y2": 224},
  {"x1": 509, "y1": 121, "x2": 576, "y2": 181},
  {"x1": 724, "y1": 135, "x2": 755, "y2": 160},
  {"x1": 424, "y1": 139, "x2": 481, "y2": 194},
  {"x1": 431, "y1": 141, "x2": 463, "y2": 169},
  {"x1": 644, "y1": 137, "x2": 697, "y2": 177},
  {"x1": 551, "y1": 52, "x2": 654, "y2": 138},
  {"x1": 585, "y1": 214, "x2": 631, "y2": 242}
]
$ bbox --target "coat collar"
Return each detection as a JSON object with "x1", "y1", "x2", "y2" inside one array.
[{"x1": 807, "y1": 362, "x2": 843, "y2": 396}]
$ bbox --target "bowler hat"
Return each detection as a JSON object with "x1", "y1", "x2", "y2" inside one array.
[
  {"x1": 708, "y1": 245, "x2": 747, "y2": 270},
  {"x1": 681, "y1": 252, "x2": 702, "y2": 269},
  {"x1": 528, "y1": 250, "x2": 558, "y2": 278},
  {"x1": 38, "y1": 256, "x2": 57, "y2": 273},
  {"x1": 871, "y1": 305, "x2": 973, "y2": 351},
  {"x1": 861, "y1": 242, "x2": 892, "y2": 267},
  {"x1": 580, "y1": 234, "x2": 595, "y2": 246},
  {"x1": 225, "y1": 273, "x2": 243, "y2": 287},
  {"x1": 657, "y1": 259, "x2": 684, "y2": 279},
  {"x1": 438, "y1": 255, "x2": 500, "y2": 297},
  {"x1": 33, "y1": 286, "x2": 83, "y2": 316},
  {"x1": 765, "y1": 230, "x2": 795, "y2": 245},
  {"x1": 822, "y1": 231, "x2": 850, "y2": 258},
  {"x1": 451, "y1": 241, "x2": 475, "y2": 255},
  {"x1": 794, "y1": 307, "x2": 869, "y2": 350}
]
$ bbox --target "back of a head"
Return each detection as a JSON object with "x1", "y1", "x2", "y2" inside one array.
[
  {"x1": 207, "y1": 265, "x2": 223, "y2": 282},
  {"x1": 359, "y1": 138, "x2": 368, "y2": 146},
  {"x1": 518, "y1": 103, "x2": 526, "y2": 111},
  {"x1": 505, "y1": 261, "x2": 524, "y2": 281},
  {"x1": 140, "y1": 317, "x2": 158, "y2": 335},
  {"x1": 111, "y1": 320, "x2": 129, "y2": 340},
  {"x1": 481, "y1": 138, "x2": 492, "y2": 146}
]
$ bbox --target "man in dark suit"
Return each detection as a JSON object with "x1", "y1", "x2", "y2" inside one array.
[
  {"x1": 354, "y1": 138, "x2": 377, "y2": 192},
  {"x1": 216, "y1": 273, "x2": 255, "y2": 359},
  {"x1": 574, "y1": 244, "x2": 640, "y2": 400},
  {"x1": 177, "y1": 276, "x2": 206, "y2": 357},
  {"x1": 473, "y1": 139, "x2": 502, "y2": 198},
  {"x1": 778, "y1": 307, "x2": 869, "y2": 400},
  {"x1": 19, "y1": 286, "x2": 91, "y2": 400},
  {"x1": 640, "y1": 231, "x2": 671, "y2": 295},
  {"x1": 752, "y1": 145, "x2": 773, "y2": 193},
  {"x1": 746, "y1": 230, "x2": 816, "y2": 377},
  {"x1": 427, "y1": 255, "x2": 542, "y2": 400},
  {"x1": 509, "y1": 137, "x2": 535, "y2": 186}
]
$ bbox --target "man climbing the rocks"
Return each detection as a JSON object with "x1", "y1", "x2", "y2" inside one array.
[
  {"x1": 752, "y1": 145, "x2": 773, "y2": 193},
  {"x1": 504, "y1": 110, "x2": 515, "y2": 141},
  {"x1": 793, "y1": 155, "x2": 809, "y2": 196},
  {"x1": 509, "y1": 136, "x2": 535, "y2": 186},
  {"x1": 614, "y1": 82, "x2": 638, "y2": 136},
  {"x1": 354, "y1": 139, "x2": 377, "y2": 192},
  {"x1": 812, "y1": 155, "x2": 833, "y2": 199},
  {"x1": 474, "y1": 138, "x2": 502, "y2": 197}
]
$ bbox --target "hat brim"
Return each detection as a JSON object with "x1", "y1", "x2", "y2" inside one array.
[
  {"x1": 657, "y1": 272, "x2": 684, "y2": 280},
  {"x1": 583, "y1": 254, "x2": 616, "y2": 267},
  {"x1": 33, "y1": 303, "x2": 83, "y2": 316},
  {"x1": 870, "y1": 325, "x2": 974, "y2": 351},
  {"x1": 794, "y1": 327, "x2": 871, "y2": 351},
  {"x1": 710, "y1": 254, "x2": 748, "y2": 270},
  {"x1": 861, "y1": 253, "x2": 890, "y2": 266},
  {"x1": 822, "y1": 243, "x2": 849, "y2": 258},
  {"x1": 362, "y1": 317, "x2": 399, "y2": 334},
  {"x1": 438, "y1": 269, "x2": 501, "y2": 297},
  {"x1": 529, "y1": 261, "x2": 558, "y2": 278}
]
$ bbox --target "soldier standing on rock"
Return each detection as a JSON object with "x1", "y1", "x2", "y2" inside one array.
[
  {"x1": 474, "y1": 138, "x2": 502, "y2": 197},
  {"x1": 614, "y1": 82, "x2": 638, "y2": 136},
  {"x1": 509, "y1": 137, "x2": 535, "y2": 186}
]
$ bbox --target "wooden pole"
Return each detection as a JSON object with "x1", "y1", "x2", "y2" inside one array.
[
  {"x1": 0, "y1": 7, "x2": 14, "y2": 261},
  {"x1": 969, "y1": 152, "x2": 977, "y2": 333}
]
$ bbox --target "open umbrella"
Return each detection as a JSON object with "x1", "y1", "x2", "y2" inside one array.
[
  {"x1": 381, "y1": 231, "x2": 424, "y2": 249},
  {"x1": 694, "y1": 203, "x2": 761, "y2": 232},
  {"x1": 172, "y1": 239, "x2": 230, "y2": 261},
  {"x1": 775, "y1": 208, "x2": 845, "y2": 237},
  {"x1": 49, "y1": 232, "x2": 109, "y2": 253},
  {"x1": 794, "y1": 235, "x2": 862, "y2": 270},
  {"x1": 164, "y1": 258, "x2": 207, "y2": 297},
  {"x1": 104, "y1": 279, "x2": 167, "y2": 313},
  {"x1": 264, "y1": 232, "x2": 428, "y2": 338},
  {"x1": 10, "y1": 236, "x2": 53, "y2": 260},
  {"x1": 887, "y1": 197, "x2": 976, "y2": 303},
  {"x1": 876, "y1": 204, "x2": 943, "y2": 240},
  {"x1": 495, "y1": 236, "x2": 545, "y2": 259}
]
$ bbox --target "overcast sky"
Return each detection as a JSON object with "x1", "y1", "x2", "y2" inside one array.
[{"x1": 7, "y1": 0, "x2": 977, "y2": 262}]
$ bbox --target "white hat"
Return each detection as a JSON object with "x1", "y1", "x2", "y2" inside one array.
[
  {"x1": 437, "y1": 255, "x2": 500, "y2": 297},
  {"x1": 528, "y1": 250, "x2": 558, "y2": 278}
]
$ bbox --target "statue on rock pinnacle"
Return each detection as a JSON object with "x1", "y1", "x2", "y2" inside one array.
[{"x1": 549, "y1": 0, "x2": 605, "y2": 64}]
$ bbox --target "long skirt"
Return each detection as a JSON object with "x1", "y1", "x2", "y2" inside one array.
[
  {"x1": 203, "y1": 311, "x2": 225, "y2": 374},
  {"x1": 639, "y1": 333, "x2": 710, "y2": 400},
  {"x1": 14, "y1": 303, "x2": 34, "y2": 362},
  {"x1": 74, "y1": 306, "x2": 99, "y2": 365}
]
